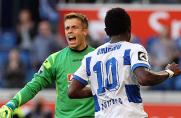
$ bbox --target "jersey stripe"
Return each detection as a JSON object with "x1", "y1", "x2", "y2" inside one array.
[
  {"x1": 73, "y1": 75, "x2": 88, "y2": 86},
  {"x1": 93, "y1": 95, "x2": 100, "y2": 112},
  {"x1": 123, "y1": 49, "x2": 131, "y2": 65},
  {"x1": 131, "y1": 63, "x2": 150, "y2": 71},
  {"x1": 125, "y1": 85, "x2": 142, "y2": 103},
  {"x1": 86, "y1": 57, "x2": 91, "y2": 76}
]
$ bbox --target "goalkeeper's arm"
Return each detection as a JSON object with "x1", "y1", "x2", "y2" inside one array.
[
  {"x1": 0, "y1": 74, "x2": 51, "y2": 118},
  {"x1": 0, "y1": 57, "x2": 53, "y2": 118},
  {"x1": 0, "y1": 85, "x2": 37, "y2": 118}
]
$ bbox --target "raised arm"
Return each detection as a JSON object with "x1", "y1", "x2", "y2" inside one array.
[{"x1": 134, "y1": 62, "x2": 181, "y2": 86}]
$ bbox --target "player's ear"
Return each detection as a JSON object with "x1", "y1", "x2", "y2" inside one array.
[
  {"x1": 83, "y1": 28, "x2": 88, "y2": 36},
  {"x1": 105, "y1": 27, "x2": 111, "y2": 36}
]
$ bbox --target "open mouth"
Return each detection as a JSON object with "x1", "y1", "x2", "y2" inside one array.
[{"x1": 68, "y1": 36, "x2": 76, "y2": 41}]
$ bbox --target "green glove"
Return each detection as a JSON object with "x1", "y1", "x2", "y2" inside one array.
[{"x1": 0, "y1": 105, "x2": 13, "y2": 118}]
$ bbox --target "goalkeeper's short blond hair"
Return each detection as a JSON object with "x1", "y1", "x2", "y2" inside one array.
[{"x1": 64, "y1": 12, "x2": 88, "y2": 29}]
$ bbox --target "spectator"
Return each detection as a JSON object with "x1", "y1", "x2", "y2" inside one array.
[
  {"x1": 3, "y1": 48, "x2": 26, "y2": 88},
  {"x1": 16, "y1": 9, "x2": 37, "y2": 51},
  {"x1": 39, "y1": 0, "x2": 59, "y2": 33},
  {"x1": 146, "y1": 26, "x2": 178, "y2": 71},
  {"x1": 173, "y1": 37, "x2": 181, "y2": 90},
  {"x1": 31, "y1": 20, "x2": 64, "y2": 71},
  {"x1": 130, "y1": 34, "x2": 141, "y2": 44},
  {"x1": 25, "y1": 97, "x2": 52, "y2": 118},
  {"x1": 146, "y1": 26, "x2": 179, "y2": 90},
  {"x1": 96, "y1": 0, "x2": 141, "y2": 3},
  {"x1": 150, "y1": 0, "x2": 181, "y2": 4},
  {"x1": 62, "y1": 0, "x2": 96, "y2": 3}
]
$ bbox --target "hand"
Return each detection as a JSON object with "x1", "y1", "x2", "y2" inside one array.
[
  {"x1": 0, "y1": 105, "x2": 13, "y2": 118},
  {"x1": 166, "y1": 62, "x2": 181, "y2": 76}
]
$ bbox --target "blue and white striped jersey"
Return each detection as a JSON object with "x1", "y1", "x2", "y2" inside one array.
[{"x1": 74, "y1": 41, "x2": 150, "y2": 118}]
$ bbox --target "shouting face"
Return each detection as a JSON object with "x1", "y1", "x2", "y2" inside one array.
[{"x1": 64, "y1": 18, "x2": 88, "y2": 51}]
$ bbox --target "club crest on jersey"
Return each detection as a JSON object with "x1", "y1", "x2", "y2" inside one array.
[
  {"x1": 67, "y1": 74, "x2": 73, "y2": 87},
  {"x1": 138, "y1": 51, "x2": 148, "y2": 62},
  {"x1": 67, "y1": 74, "x2": 73, "y2": 82}
]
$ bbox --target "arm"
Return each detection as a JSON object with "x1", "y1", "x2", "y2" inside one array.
[
  {"x1": 68, "y1": 79, "x2": 92, "y2": 99},
  {"x1": 6, "y1": 75, "x2": 52, "y2": 109},
  {"x1": 1, "y1": 57, "x2": 54, "y2": 111},
  {"x1": 134, "y1": 63, "x2": 181, "y2": 86},
  {"x1": 0, "y1": 75, "x2": 52, "y2": 118},
  {"x1": 130, "y1": 44, "x2": 181, "y2": 86}
]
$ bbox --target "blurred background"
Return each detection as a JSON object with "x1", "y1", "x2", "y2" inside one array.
[{"x1": 0, "y1": 0, "x2": 181, "y2": 117}]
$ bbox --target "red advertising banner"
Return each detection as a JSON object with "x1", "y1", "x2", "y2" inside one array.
[
  {"x1": 58, "y1": 6, "x2": 181, "y2": 45},
  {"x1": 144, "y1": 103, "x2": 181, "y2": 118}
]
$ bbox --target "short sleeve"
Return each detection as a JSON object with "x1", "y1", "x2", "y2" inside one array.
[{"x1": 131, "y1": 44, "x2": 150, "y2": 71}]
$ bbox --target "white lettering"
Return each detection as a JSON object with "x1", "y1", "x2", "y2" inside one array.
[
  {"x1": 149, "y1": 11, "x2": 170, "y2": 33},
  {"x1": 171, "y1": 20, "x2": 181, "y2": 39}
]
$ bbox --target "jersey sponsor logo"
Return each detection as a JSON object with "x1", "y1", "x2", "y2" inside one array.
[
  {"x1": 67, "y1": 74, "x2": 73, "y2": 87},
  {"x1": 100, "y1": 97, "x2": 123, "y2": 111},
  {"x1": 67, "y1": 74, "x2": 73, "y2": 82},
  {"x1": 138, "y1": 51, "x2": 148, "y2": 62},
  {"x1": 67, "y1": 73, "x2": 73, "y2": 86}
]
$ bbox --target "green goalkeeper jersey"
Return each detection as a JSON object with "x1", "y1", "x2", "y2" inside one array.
[{"x1": 7, "y1": 46, "x2": 95, "y2": 118}]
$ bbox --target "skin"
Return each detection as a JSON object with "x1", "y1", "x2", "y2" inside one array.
[{"x1": 64, "y1": 18, "x2": 88, "y2": 51}]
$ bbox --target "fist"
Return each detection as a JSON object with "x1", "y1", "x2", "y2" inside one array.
[{"x1": 166, "y1": 62, "x2": 181, "y2": 76}]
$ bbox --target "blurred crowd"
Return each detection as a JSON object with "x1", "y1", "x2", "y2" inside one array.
[
  {"x1": 145, "y1": 26, "x2": 181, "y2": 90},
  {"x1": 0, "y1": 0, "x2": 67, "y2": 88},
  {"x1": 60, "y1": 0, "x2": 181, "y2": 4},
  {"x1": 0, "y1": 0, "x2": 181, "y2": 91}
]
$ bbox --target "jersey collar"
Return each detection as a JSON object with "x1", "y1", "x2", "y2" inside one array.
[{"x1": 69, "y1": 45, "x2": 88, "y2": 52}]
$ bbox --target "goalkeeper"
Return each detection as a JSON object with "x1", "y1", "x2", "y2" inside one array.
[{"x1": 0, "y1": 12, "x2": 95, "y2": 118}]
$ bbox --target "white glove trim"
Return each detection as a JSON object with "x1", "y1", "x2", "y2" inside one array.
[{"x1": 165, "y1": 69, "x2": 174, "y2": 78}]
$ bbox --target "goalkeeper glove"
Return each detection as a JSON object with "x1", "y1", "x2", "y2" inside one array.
[
  {"x1": 0, "y1": 105, "x2": 13, "y2": 118},
  {"x1": 0, "y1": 102, "x2": 16, "y2": 118}
]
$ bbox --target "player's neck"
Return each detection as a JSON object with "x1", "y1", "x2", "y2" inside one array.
[
  {"x1": 69, "y1": 45, "x2": 88, "y2": 52},
  {"x1": 110, "y1": 35, "x2": 129, "y2": 43}
]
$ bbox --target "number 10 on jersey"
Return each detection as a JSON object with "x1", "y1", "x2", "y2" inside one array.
[{"x1": 93, "y1": 57, "x2": 120, "y2": 95}]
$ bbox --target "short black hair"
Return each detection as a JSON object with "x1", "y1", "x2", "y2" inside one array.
[{"x1": 105, "y1": 7, "x2": 131, "y2": 36}]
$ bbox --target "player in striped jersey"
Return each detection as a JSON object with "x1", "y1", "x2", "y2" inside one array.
[{"x1": 68, "y1": 7, "x2": 181, "y2": 118}]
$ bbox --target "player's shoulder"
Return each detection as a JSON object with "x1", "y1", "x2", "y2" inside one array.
[
  {"x1": 84, "y1": 50, "x2": 94, "y2": 58},
  {"x1": 47, "y1": 47, "x2": 68, "y2": 61},
  {"x1": 125, "y1": 42, "x2": 145, "y2": 50},
  {"x1": 86, "y1": 43, "x2": 109, "y2": 57},
  {"x1": 87, "y1": 45, "x2": 95, "y2": 51}
]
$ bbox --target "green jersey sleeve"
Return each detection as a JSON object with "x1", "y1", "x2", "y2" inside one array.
[{"x1": 6, "y1": 54, "x2": 56, "y2": 110}]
